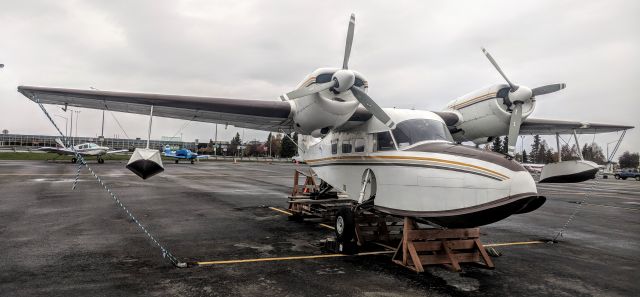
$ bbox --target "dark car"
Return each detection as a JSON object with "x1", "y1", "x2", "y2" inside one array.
[{"x1": 614, "y1": 168, "x2": 640, "y2": 181}]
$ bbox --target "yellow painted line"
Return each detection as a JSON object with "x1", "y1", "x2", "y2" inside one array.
[
  {"x1": 196, "y1": 251, "x2": 393, "y2": 266},
  {"x1": 196, "y1": 241, "x2": 545, "y2": 266},
  {"x1": 269, "y1": 206, "x2": 334, "y2": 230},
  {"x1": 484, "y1": 240, "x2": 544, "y2": 247},
  {"x1": 268, "y1": 206, "x2": 293, "y2": 216},
  {"x1": 319, "y1": 223, "x2": 335, "y2": 230}
]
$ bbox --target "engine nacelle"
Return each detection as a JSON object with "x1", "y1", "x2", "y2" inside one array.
[
  {"x1": 290, "y1": 68, "x2": 368, "y2": 135},
  {"x1": 291, "y1": 92, "x2": 360, "y2": 135},
  {"x1": 444, "y1": 84, "x2": 535, "y2": 142}
]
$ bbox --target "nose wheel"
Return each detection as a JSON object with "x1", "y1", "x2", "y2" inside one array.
[{"x1": 97, "y1": 157, "x2": 104, "y2": 164}]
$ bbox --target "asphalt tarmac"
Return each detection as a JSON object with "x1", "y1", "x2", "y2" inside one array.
[{"x1": 0, "y1": 160, "x2": 638, "y2": 296}]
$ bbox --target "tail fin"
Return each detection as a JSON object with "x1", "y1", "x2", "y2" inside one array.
[{"x1": 55, "y1": 138, "x2": 66, "y2": 148}]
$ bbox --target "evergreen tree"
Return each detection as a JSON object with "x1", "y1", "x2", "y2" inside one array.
[
  {"x1": 230, "y1": 132, "x2": 241, "y2": 156},
  {"x1": 491, "y1": 137, "x2": 502, "y2": 153},
  {"x1": 581, "y1": 143, "x2": 606, "y2": 164},
  {"x1": 530, "y1": 135, "x2": 541, "y2": 163},
  {"x1": 521, "y1": 150, "x2": 528, "y2": 163},
  {"x1": 544, "y1": 148, "x2": 555, "y2": 164},
  {"x1": 619, "y1": 151, "x2": 640, "y2": 168},
  {"x1": 265, "y1": 132, "x2": 273, "y2": 157},
  {"x1": 280, "y1": 133, "x2": 296, "y2": 158},
  {"x1": 502, "y1": 136, "x2": 509, "y2": 154},
  {"x1": 560, "y1": 144, "x2": 579, "y2": 161}
]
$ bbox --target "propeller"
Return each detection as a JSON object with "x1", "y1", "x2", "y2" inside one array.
[
  {"x1": 481, "y1": 48, "x2": 566, "y2": 157},
  {"x1": 285, "y1": 14, "x2": 395, "y2": 129}
]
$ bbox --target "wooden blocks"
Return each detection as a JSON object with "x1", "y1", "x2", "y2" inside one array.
[{"x1": 392, "y1": 217, "x2": 494, "y2": 273}]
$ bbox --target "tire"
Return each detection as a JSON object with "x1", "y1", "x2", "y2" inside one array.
[
  {"x1": 622, "y1": 177, "x2": 627, "y2": 180},
  {"x1": 335, "y1": 207, "x2": 357, "y2": 254},
  {"x1": 71, "y1": 157, "x2": 77, "y2": 163},
  {"x1": 190, "y1": 160, "x2": 195, "y2": 164},
  {"x1": 636, "y1": 176, "x2": 640, "y2": 181},
  {"x1": 98, "y1": 158, "x2": 104, "y2": 164},
  {"x1": 175, "y1": 159, "x2": 179, "y2": 164},
  {"x1": 614, "y1": 175, "x2": 620, "y2": 180}
]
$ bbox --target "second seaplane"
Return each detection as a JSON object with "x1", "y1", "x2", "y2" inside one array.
[{"x1": 17, "y1": 15, "x2": 632, "y2": 236}]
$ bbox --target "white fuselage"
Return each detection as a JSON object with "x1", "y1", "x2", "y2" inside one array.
[{"x1": 300, "y1": 108, "x2": 539, "y2": 227}]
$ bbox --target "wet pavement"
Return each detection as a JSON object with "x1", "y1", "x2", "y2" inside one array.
[{"x1": 0, "y1": 160, "x2": 638, "y2": 296}]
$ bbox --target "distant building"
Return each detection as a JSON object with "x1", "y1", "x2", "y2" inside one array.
[{"x1": 0, "y1": 133, "x2": 209, "y2": 151}]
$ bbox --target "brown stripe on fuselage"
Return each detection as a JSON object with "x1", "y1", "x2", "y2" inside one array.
[
  {"x1": 406, "y1": 143, "x2": 525, "y2": 172},
  {"x1": 306, "y1": 154, "x2": 511, "y2": 180},
  {"x1": 448, "y1": 92, "x2": 497, "y2": 110}
]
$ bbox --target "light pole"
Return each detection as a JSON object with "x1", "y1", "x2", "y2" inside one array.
[
  {"x1": 54, "y1": 114, "x2": 68, "y2": 139},
  {"x1": 74, "y1": 110, "x2": 81, "y2": 144}
]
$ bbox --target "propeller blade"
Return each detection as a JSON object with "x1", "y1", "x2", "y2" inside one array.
[
  {"x1": 481, "y1": 47, "x2": 517, "y2": 91},
  {"x1": 532, "y1": 83, "x2": 566, "y2": 96},
  {"x1": 351, "y1": 87, "x2": 395, "y2": 128},
  {"x1": 342, "y1": 14, "x2": 356, "y2": 70},
  {"x1": 285, "y1": 81, "x2": 335, "y2": 100},
  {"x1": 507, "y1": 103, "x2": 523, "y2": 157}
]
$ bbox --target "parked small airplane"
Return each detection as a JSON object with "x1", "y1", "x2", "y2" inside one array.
[
  {"x1": 163, "y1": 145, "x2": 208, "y2": 164},
  {"x1": 18, "y1": 15, "x2": 633, "y2": 235},
  {"x1": 39, "y1": 138, "x2": 128, "y2": 163}
]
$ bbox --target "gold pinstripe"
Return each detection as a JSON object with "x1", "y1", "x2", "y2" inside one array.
[
  {"x1": 448, "y1": 92, "x2": 497, "y2": 110},
  {"x1": 305, "y1": 155, "x2": 509, "y2": 180}
]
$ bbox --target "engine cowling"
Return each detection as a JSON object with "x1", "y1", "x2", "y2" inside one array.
[
  {"x1": 290, "y1": 68, "x2": 368, "y2": 136},
  {"x1": 444, "y1": 84, "x2": 535, "y2": 142}
]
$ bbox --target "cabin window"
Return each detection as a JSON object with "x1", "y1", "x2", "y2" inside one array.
[
  {"x1": 331, "y1": 139, "x2": 338, "y2": 154},
  {"x1": 354, "y1": 138, "x2": 365, "y2": 152},
  {"x1": 376, "y1": 132, "x2": 395, "y2": 151},
  {"x1": 391, "y1": 118, "x2": 453, "y2": 148},
  {"x1": 342, "y1": 140, "x2": 353, "y2": 153}
]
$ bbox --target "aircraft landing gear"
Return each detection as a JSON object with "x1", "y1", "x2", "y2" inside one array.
[
  {"x1": 71, "y1": 157, "x2": 77, "y2": 163},
  {"x1": 334, "y1": 207, "x2": 358, "y2": 254},
  {"x1": 190, "y1": 160, "x2": 195, "y2": 164},
  {"x1": 175, "y1": 159, "x2": 179, "y2": 164},
  {"x1": 97, "y1": 157, "x2": 104, "y2": 164}
]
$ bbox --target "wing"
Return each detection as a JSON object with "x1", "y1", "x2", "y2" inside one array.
[
  {"x1": 105, "y1": 149, "x2": 129, "y2": 154},
  {"x1": 196, "y1": 155, "x2": 210, "y2": 159},
  {"x1": 18, "y1": 86, "x2": 294, "y2": 132},
  {"x1": 38, "y1": 147, "x2": 67, "y2": 154},
  {"x1": 520, "y1": 118, "x2": 633, "y2": 135}
]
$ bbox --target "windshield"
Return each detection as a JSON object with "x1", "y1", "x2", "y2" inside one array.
[{"x1": 392, "y1": 118, "x2": 453, "y2": 148}]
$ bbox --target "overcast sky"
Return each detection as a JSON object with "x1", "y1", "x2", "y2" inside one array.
[{"x1": 1, "y1": 0, "x2": 638, "y2": 157}]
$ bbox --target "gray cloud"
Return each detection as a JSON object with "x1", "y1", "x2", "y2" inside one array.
[{"x1": 1, "y1": 0, "x2": 638, "y2": 155}]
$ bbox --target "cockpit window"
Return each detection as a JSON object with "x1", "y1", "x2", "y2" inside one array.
[
  {"x1": 392, "y1": 119, "x2": 453, "y2": 148},
  {"x1": 376, "y1": 132, "x2": 395, "y2": 151}
]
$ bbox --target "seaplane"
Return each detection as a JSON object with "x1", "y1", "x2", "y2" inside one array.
[
  {"x1": 17, "y1": 15, "x2": 632, "y2": 236},
  {"x1": 38, "y1": 138, "x2": 128, "y2": 164}
]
